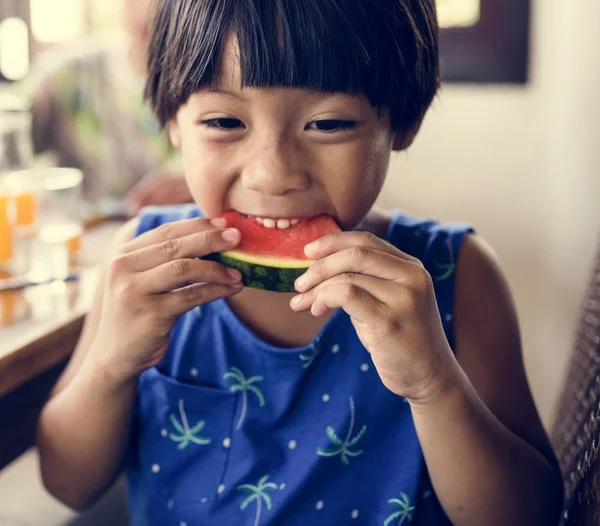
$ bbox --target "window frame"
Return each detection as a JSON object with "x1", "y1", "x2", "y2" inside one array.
[{"x1": 440, "y1": 0, "x2": 531, "y2": 84}]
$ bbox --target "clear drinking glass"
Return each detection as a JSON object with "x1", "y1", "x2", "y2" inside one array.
[
  {"x1": 0, "y1": 94, "x2": 35, "y2": 275},
  {"x1": 5, "y1": 167, "x2": 84, "y2": 280}
]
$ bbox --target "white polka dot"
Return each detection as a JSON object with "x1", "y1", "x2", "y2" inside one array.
[
  {"x1": 152, "y1": 464, "x2": 160, "y2": 473},
  {"x1": 217, "y1": 484, "x2": 225, "y2": 494},
  {"x1": 423, "y1": 490, "x2": 431, "y2": 499},
  {"x1": 180, "y1": 522, "x2": 187, "y2": 526},
  {"x1": 316, "y1": 500, "x2": 324, "y2": 510},
  {"x1": 360, "y1": 363, "x2": 369, "y2": 372},
  {"x1": 161, "y1": 428, "x2": 168, "y2": 437},
  {"x1": 288, "y1": 440, "x2": 297, "y2": 450},
  {"x1": 223, "y1": 437, "x2": 231, "y2": 448},
  {"x1": 445, "y1": 313, "x2": 453, "y2": 322},
  {"x1": 279, "y1": 483, "x2": 286, "y2": 490},
  {"x1": 201, "y1": 497, "x2": 208, "y2": 504},
  {"x1": 322, "y1": 394, "x2": 330, "y2": 402},
  {"x1": 190, "y1": 368, "x2": 199, "y2": 377},
  {"x1": 167, "y1": 499, "x2": 174, "y2": 510},
  {"x1": 332, "y1": 344, "x2": 340, "y2": 354},
  {"x1": 352, "y1": 509, "x2": 359, "y2": 519}
]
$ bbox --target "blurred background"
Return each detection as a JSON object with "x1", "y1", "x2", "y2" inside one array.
[
  {"x1": 382, "y1": 0, "x2": 600, "y2": 428},
  {"x1": 0, "y1": 0, "x2": 599, "y2": 524}
]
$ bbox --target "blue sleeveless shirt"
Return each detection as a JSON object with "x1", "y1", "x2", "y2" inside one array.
[{"x1": 126, "y1": 204, "x2": 473, "y2": 526}]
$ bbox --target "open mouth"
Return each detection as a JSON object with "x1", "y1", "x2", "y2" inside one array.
[{"x1": 240, "y1": 213, "x2": 304, "y2": 230}]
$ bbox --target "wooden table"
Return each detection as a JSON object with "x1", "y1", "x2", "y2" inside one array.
[{"x1": 0, "y1": 222, "x2": 122, "y2": 470}]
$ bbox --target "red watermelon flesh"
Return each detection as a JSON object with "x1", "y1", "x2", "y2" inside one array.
[{"x1": 221, "y1": 211, "x2": 340, "y2": 261}]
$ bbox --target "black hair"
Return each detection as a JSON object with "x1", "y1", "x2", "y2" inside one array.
[{"x1": 145, "y1": 0, "x2": 439, "y2": 133}]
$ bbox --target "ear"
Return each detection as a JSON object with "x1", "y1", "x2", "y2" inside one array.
[
  {"x1": 391, "y1": 116, "x2": 425, "y2": 152},
  {"x1": 167, "y1": 118, "x2": 182, "y2": 148}
]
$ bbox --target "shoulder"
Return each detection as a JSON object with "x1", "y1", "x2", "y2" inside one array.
[
  {"x1": 453, "y1": 233, "x2": 524, "y2": 410},
  {"x1": 454, "y1": 234, "x2": 517, "y2": 355},
  {"x1": 136, "y1": 204, "x2": 203, "y2": 236}
]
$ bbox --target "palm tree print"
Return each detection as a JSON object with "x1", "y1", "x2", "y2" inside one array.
[
  {"x1": 316, "y1": 397, "x2": 367, "y2": 465},
  {"x1": 237, "y1": 475, "x2": 279, "y2": 526},
  {"x1": 168, "y1": 399, "x2": 211, "y2": 450},
  {"x1": 433, "y1": 238, "x2": 456, "y2": 281},
  {"x1": 299, "y1": 342, "x2": 320, "y2": 368},
  {"x1": 383, "y1": 493, "x2": 415, "y2": 526},
  {"x1": 224, "y1": 367, "x2": 266, "y2": 430}
]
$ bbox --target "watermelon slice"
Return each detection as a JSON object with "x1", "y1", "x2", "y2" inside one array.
[{"x1": 205, "y1": 211, "x2": 340, "y2": 292}]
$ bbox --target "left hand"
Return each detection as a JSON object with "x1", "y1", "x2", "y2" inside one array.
[
  {"x1": 125, "y1": 173, "x2": 193, "y2": 215},
  {"x1": 290, "y1": 231, "x2": 458, "y2": 403}
]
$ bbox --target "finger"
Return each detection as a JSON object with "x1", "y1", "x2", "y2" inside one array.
[
  {"x1": 292, "y1": 277, "x2": 386, "y2": 325},
  {"x1": 120, "y1": 217, "x2": 229, "y2": 253},
  {"x1": 119, "y1": 227, "x2": 240, "y2": 272},
  {"x1": 139, "y1": 258, "x2": 241, "y2": 294},
  {"x1": 159, "y1": 282, "x2": 244, "y2": 318},
  {"x1": 304, "y1": 231, "x2": 418, "y2": 263},
  {"x1": 295, "y1": 246, "x2": 419, "y2": 293}
]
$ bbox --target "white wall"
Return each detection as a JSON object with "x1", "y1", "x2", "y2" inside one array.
[{"x1": 377, "y1": 0, "x2": 600, "y2": 427}]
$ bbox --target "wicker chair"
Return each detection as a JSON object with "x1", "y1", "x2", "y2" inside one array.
[{"x1": 553, "y1": 244, "x2": 600, "y2": 526}]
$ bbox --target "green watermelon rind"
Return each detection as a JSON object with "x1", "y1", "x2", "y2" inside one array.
[{"x1": 204, "y1": 251, "x2": 310, "y2": 293}]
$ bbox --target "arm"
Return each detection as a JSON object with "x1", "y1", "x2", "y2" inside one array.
[
  {"x1": 292, "y1": 231, "x2": 563, "y2": 526},
  {"x1": 37, "y1": 219, "x2": 140, "y2": 510},
  {"x1": 36, "y1": 216, "x2": 244, "y2": 510},
  {"x1": 410, "y1": 235, "x2": 563, "y2": 525}
]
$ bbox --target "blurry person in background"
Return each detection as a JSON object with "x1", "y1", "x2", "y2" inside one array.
[{"x1": 26, "y1": 0, "x2": 193, "y2": 217}]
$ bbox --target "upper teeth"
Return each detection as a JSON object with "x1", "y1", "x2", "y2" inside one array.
[{"x1": 255, "y1": 217, "x2": 300, "y2": 229}]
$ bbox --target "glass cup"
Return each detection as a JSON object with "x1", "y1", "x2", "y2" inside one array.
[
  {"x1": 0, "y1": 185, "x2": 13, "y2": 273},
  {"x1": 5, "y1": 168, "x2": 84, "y2": 280}
]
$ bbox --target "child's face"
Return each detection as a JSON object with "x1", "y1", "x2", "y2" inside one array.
[{"x1": 168, "y1": 41, "x2": 403, "y2": 230}]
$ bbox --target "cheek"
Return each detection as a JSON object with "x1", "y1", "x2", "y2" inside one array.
[
  {"x1": 179, "y1": 138, "x2": 233, "y2": 216},
  {"x1": 324, "y1": 139, "x2": 391, "y2": 227}
]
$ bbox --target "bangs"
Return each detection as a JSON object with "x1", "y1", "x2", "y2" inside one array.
[{"x1": 146, "y1": 0, "x2": 439, "y2": 131}]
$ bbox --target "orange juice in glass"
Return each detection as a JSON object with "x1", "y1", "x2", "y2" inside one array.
[
  {"x1": 14, "y1": 190, "x2": 38, "y2": 228},
  {"x1": 0, "y1": 191, "x2": 13, "y2": 271},
  {"x1": 3, "y1": 170, "x2": 40, "y2": 275}
]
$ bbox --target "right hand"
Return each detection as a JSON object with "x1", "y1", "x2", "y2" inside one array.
[{"x1": 90, "y1": 217, "x2": 243, "y2": 379}]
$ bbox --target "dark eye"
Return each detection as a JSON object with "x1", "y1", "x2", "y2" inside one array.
[
  {"x1": 306, "y1": 120, "x2": 356, "y2": 132},
  {"x1": 202, "y1": 118, "x2": 245, "y2": 130}
]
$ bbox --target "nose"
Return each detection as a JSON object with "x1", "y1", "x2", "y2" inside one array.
[{"x1": 240, "y1": 134, "x2": 310, "y2": 196}]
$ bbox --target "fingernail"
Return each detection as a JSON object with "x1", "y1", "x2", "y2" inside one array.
[
  {"x1": 304, "y1": 241, "x2": 318, "y2": 256},
  {"x1": 221, "y1": 228, "x2": 239, "y2": 243},
  {"x1": 290, "y1": 294, "x2": 303, "y2": 307},
  {"x1": 227, "y1": 268, "x2": 242, "y2": 281},
  {"x1": 295, "y1": 274, "x2": 308, "y2": 291},
  {"x1": 211, "y1": 218, "x2": 227, "y2": 228}
]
